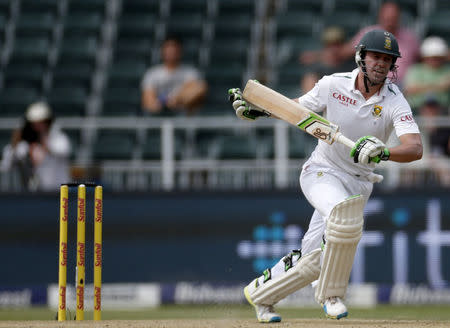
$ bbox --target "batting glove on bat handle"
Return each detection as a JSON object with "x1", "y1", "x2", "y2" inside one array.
[
  {"x1": 228, "y1": 88, "x2": 270, "y2": 121},
  {"x1": 350, "y1": 136, "x2": 390, "y2": 164}
]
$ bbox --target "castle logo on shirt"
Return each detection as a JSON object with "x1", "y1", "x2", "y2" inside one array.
[
  {"x1": 332, "y1": 92, "x2": 357, "y2": 106},
  {"x1": 372, "y1": 105, "x2": 382, "y2": 118}
]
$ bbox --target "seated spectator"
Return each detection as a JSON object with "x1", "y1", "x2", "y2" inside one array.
[
  {"x1": 300, "y1": 26, "x2": 355, "y2": 75},
  {"x1": 141, "y1": 36, "x2": 208, "y2": 116},
  {"x1": 419, "y1": 98, "x2": 450, "y2": 185},
  {"x1": 1, "y1": 102, "x2": 71, "y2": 191},
  {"x1": 300, "y1": 26, "x2": 355, "y2": 92},
  {"x1": 339, "y1": 1, "x2": 420, "y2": 85},
  {"x1": 403, "y1": 36, "x2": 450, "y2": 113}
]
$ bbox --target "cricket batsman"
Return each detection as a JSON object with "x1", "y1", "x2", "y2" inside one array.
[{"x1": 228, "y1": 29, "x2": 423, "y2": 322}]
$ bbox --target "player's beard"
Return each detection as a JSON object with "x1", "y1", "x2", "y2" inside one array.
[{"x1": 366, "y1": 65, "x2": 389, "y2": 85}]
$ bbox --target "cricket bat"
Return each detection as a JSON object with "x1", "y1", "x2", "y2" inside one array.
[{"x1": 242, "y1": 80, "x2": 355, "y2": 149}]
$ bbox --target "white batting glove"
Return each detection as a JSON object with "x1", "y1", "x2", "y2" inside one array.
[
  {"x1": 350, "y1": 136, "x2": 390, "y2": 165},
  {"x1": 228, "y1": 88, "x2": 270, "y2": 121}
]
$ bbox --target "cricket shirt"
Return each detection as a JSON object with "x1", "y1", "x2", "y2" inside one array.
[{"x1": 297, "y1": 68, "x2": 420, "y2": 177}]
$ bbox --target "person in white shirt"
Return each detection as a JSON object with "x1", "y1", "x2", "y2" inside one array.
[
  {"x1": 1, "y1": 102, "x2": 71, "y2": 191},
  {"x1": 228, "y1": 29, "x2": 423, "y2": 323}
]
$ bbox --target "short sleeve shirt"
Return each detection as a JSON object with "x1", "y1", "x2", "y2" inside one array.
[{"x1": 298, "y1": 68, "x2": 420, "y2": 177}]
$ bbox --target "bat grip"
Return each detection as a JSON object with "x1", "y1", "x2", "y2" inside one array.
[{"x1": 335, "y1": 133, "x2": 355, "y2": 149}]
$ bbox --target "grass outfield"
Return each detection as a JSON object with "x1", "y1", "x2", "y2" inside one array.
[{"x1": 0, "y1": 304, "x2": 450, "y2": 321}]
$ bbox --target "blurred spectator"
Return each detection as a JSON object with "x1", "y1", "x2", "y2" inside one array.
[
  {"x1": 1, "y1": 102, "x2": 71, "y2": 191},
  {"x1": 420, "y1": 98, "x2": 450, "y2": 157},
  {"x1": 300, "y1": 26, "x2": 355, "y2": 92},
  {"x1": 300, "y1": 26, "x2": 355, "y2": 73},
  {"x1": 419, "y1": 98, "x2": 450, "y2": 185},
  {"x1": 141, "y1": 36, "x2": 208, "y2": 116},
  {"x1": 340, "y1": 1, "x2": 420, "y2": 85},
  {"x1": 403, "y1": 36, "x2": 450, "y2": 112}
]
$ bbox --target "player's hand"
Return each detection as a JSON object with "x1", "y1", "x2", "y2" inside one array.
[
  {"x1": 350, "y1": 136, "x2": 390, "y2": 164},
  {"x1": 228, "y1": 88, "x2": 270, "y2": 121}
]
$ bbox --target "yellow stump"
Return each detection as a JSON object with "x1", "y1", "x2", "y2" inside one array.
[
  {"x1": 58, "y1": 185, "x2": 69, "y2": 321},
  {"x1": 76, "y1": 184, "x2": 86, "y2": 320},
  {"x1": 93, "y1": 186, "x2": 103, "y2": 321}
]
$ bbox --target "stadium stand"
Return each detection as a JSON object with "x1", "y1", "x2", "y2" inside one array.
[{"x1": 0, "y1": 0, "x2": 448, "y2": 191}]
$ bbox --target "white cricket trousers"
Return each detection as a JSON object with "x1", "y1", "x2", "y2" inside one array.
[{"x1": 299, "y1": 163, "x2": 373, "y2": 256}]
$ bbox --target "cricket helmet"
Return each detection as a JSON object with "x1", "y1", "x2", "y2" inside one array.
[{"x1": 355, "y1": 29, "x2": 401, "y2": 71}]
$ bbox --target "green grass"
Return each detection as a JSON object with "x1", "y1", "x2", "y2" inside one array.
[{"x1": 0, "y1": 305, "x2": 450, "y2": 321}]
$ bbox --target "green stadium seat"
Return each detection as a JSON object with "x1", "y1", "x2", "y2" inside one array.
[
  {"x1": 170, "y1": 0, "x2": 208, "y2": 17},
  {"x1": 52, "y1": 59, "x2": 94, "y2": 90},
  {"x1": 332, "y1": 0, "x2": 371, "y2": 14},
  {"x1": 323, "y1": 12, "x2": 367, "y2": 38},
  {"x1": 59, "y1": 37, "x2": 97, "y2": 61},
  {"x1": 0, "y1": 0, "x2": 10, "y2": 15},
  {"x1": 102, "y1": 87, "x2": 141, "y2": 116},
  {"x1": 117, "y1": 14, "x2": 156, "y2": 39},
  {"x1": 93, "y1": 129, "x2": 136, "y2": 160},
  {"x1": 61, "y1": 127, "x2": 81, "y2": 160},
  {"x1": 166, "y1": 14, "x2": 204, "y2": 40},
  {"x1": 15, "y1": 12, "x2": 55, "y2": 37},
  {"x1": 217, "y1": 135, "x2": 257, "y2": 159},
  {"x1": 201, "y1": 84, "x2": 235, "y2": 116},
  {"x1": 0, "y1": 87, "x2": 40, "y2": 116},
  {"x1": 0, "y1": 129, "x2": 12, "y2": 159},
  {"x1": 141, "y1": 132, "x2": 161, "y2": 160},
  {"x1": 425, "y1": 11, "x2": 450, "y2": 42},
  {"x1": 114, "y1": 38, "x2": 153, "y2": 62},
  {"x1": 64, "y1": 12, "x2": 103, "y2": 38},
  {"x1": 3, "y1": 61, "x2": 45, "y2": 90},
  {"x1": 213, "y1": 15, "x2": 252, "y2": 40},
  {"x1": 285, "y1": 0, "x2": 322, "y2": 14},
  {"x1": 289, "y1": 128, "x2": 315, "y2": 158},
  {"x1": 121, "y1": 0, "x2": 160, "y2": 15},
  {"x1": 47, "y1": 86, "x2": 87, "y2": 116},
  {"x1": 276, "y1": 12, "x2": 315, "y2": 39},
  {"x1": 11, "y1": 37, "x2": 50, "y2": 64},
  {"x1": 20, "y1": 0, "x2": 59, "y2": 14},
  {"x1": 67, "y1": 0, "x2": 106, "y2": 15},
  {"x1": 107, "y1": 59, "x2": 147, "y2": 87},
  {"x1": 216, "y1": 0, "x2": 255, "y2": 15}
]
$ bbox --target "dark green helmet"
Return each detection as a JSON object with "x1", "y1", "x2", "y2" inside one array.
[{"x1": 355, "y1": 29, "x2": 401, "y2": 71}]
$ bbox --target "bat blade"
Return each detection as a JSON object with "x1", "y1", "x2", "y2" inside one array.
[{"x1": 242, "y1": 80, "x2": 355, "y2": 148}]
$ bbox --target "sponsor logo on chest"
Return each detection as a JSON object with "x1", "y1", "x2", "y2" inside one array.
[{"x1": 332, "y1": 92, "x2": 357, "y2": 107}]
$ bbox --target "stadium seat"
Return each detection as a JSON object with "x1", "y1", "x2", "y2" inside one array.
[
  {"x1": 170, "y1": 0, "x2": 208, "y2": 16},
  {"x1": 121, "y1": 0, "x2": 160, "y2": 15},
  {"x1": 289, "y1": 128, "x2": 315, "y2": 158},
  {"x1": 47, "y1": 86, "x2": 88, "y2": 116},
  {"x1": 102, "y1": 87, "x2": 141, "y2": 116},
  {"x1": 0, "y1": 129, "x2": 12, "y2": 159},
  {"x1": 52, "y1": 59, "x2": 94, "y2": 90},
  {"x1": 0, "y1": 87, "x2": 40, "y2": 116},
  {"x1": 165, "y1": 14, "x2": 204, "y2": 41},
  {"x1": 67, "y1": 0, "x2": 106, "y2": 15},
  {"x1": 216, "y1": 0, "x2": 256, "y2": 15},
  {"x1": 323, "y1": 12, "x2": 367, "y2": 38},
  {"x1": 59, "y1": 37, "x2": 98, "y2": 62},
  {"x1": 217, "y1": 135, "x2": 258, "y2": 159},
  {"x1": 213, "y1": 15, "x2": 253, "y2": 41},
  {"x1": 3, "y1": 61, "x2": 45, "y2": 90},
  {"x1": 92, "y1": 129, "x2": 136, "y2": 160},
  {"x1": 0, "y1": 0, "x2": 10, "y2": 16},
  {"x1": 15, "y1": 12, "x2": 55, "y2": 38},
  {"x1": 331, "y1": 0, "x2": 371, "y2": 14},
  {"x1": 11, "y1": 37, "x2": 50, "y2": 64},
  {"x1": 284, "y1": 0, "x2": 323, "y2": 14},
  {"x1": 117, "y1": 13, "x2": 156, "y2": 39},
  {"x1": 63, "y1": 12, "x2": 103, "y2": 38},
  {"x1": 141, "y1": 131, "x2": 161, "y2": 160},
  {"x1": 20, "y1": 0, "x2": 59, "y2": 14},
  {"x1": 61, "y1": 127, "x2": 81, "y2": 160},
  {"x1": 425, "y1": 11, "x2": 450, "y2": 42},
  {"x1": 107, "y1": 59, "x2": 147, "y2": 88}
]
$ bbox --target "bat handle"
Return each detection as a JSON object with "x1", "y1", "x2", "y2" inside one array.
[{"x1": 335, "y1": 133, "x2": 355, "y2": 149}]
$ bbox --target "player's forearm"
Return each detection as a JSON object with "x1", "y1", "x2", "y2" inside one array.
[{"x1": 388, "y1": 143, "x2": 423, "y2": 162}]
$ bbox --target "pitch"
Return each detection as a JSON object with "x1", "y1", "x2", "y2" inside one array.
[{"x1": 0, "y1": 305, "x2": 449, "y2": 327}]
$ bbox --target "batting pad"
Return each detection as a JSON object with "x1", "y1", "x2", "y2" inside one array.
[
  {"x1": 315, "y1": 195, "x2": 364, "y2": 304},
  {"x1": 246, "y1": 249, "x2": 321, "y2": 306}
]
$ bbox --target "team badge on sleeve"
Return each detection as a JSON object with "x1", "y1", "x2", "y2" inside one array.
[{"x1": 372, "y1": 105, "x2": 382, "y2": 118}]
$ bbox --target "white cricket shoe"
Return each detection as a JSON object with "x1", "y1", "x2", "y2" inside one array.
[
  {"x1": 321, "y1": 296, "x2": 348, "y2": 319},
  {"x1": 244, "y1": 285, "x2": 282, "y2": 323}
]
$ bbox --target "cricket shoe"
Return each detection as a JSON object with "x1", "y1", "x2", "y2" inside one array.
[
  {"x1": 244, "y1": 284, "x2": 281, "y2": 323},
  {"x1": 321, "y1": 296, "x2": 348, "y2": 319}
]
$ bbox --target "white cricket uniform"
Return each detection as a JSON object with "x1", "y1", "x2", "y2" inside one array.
[{"x1": 297, "y1": 68, "x2": 420, "y2": 255}]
